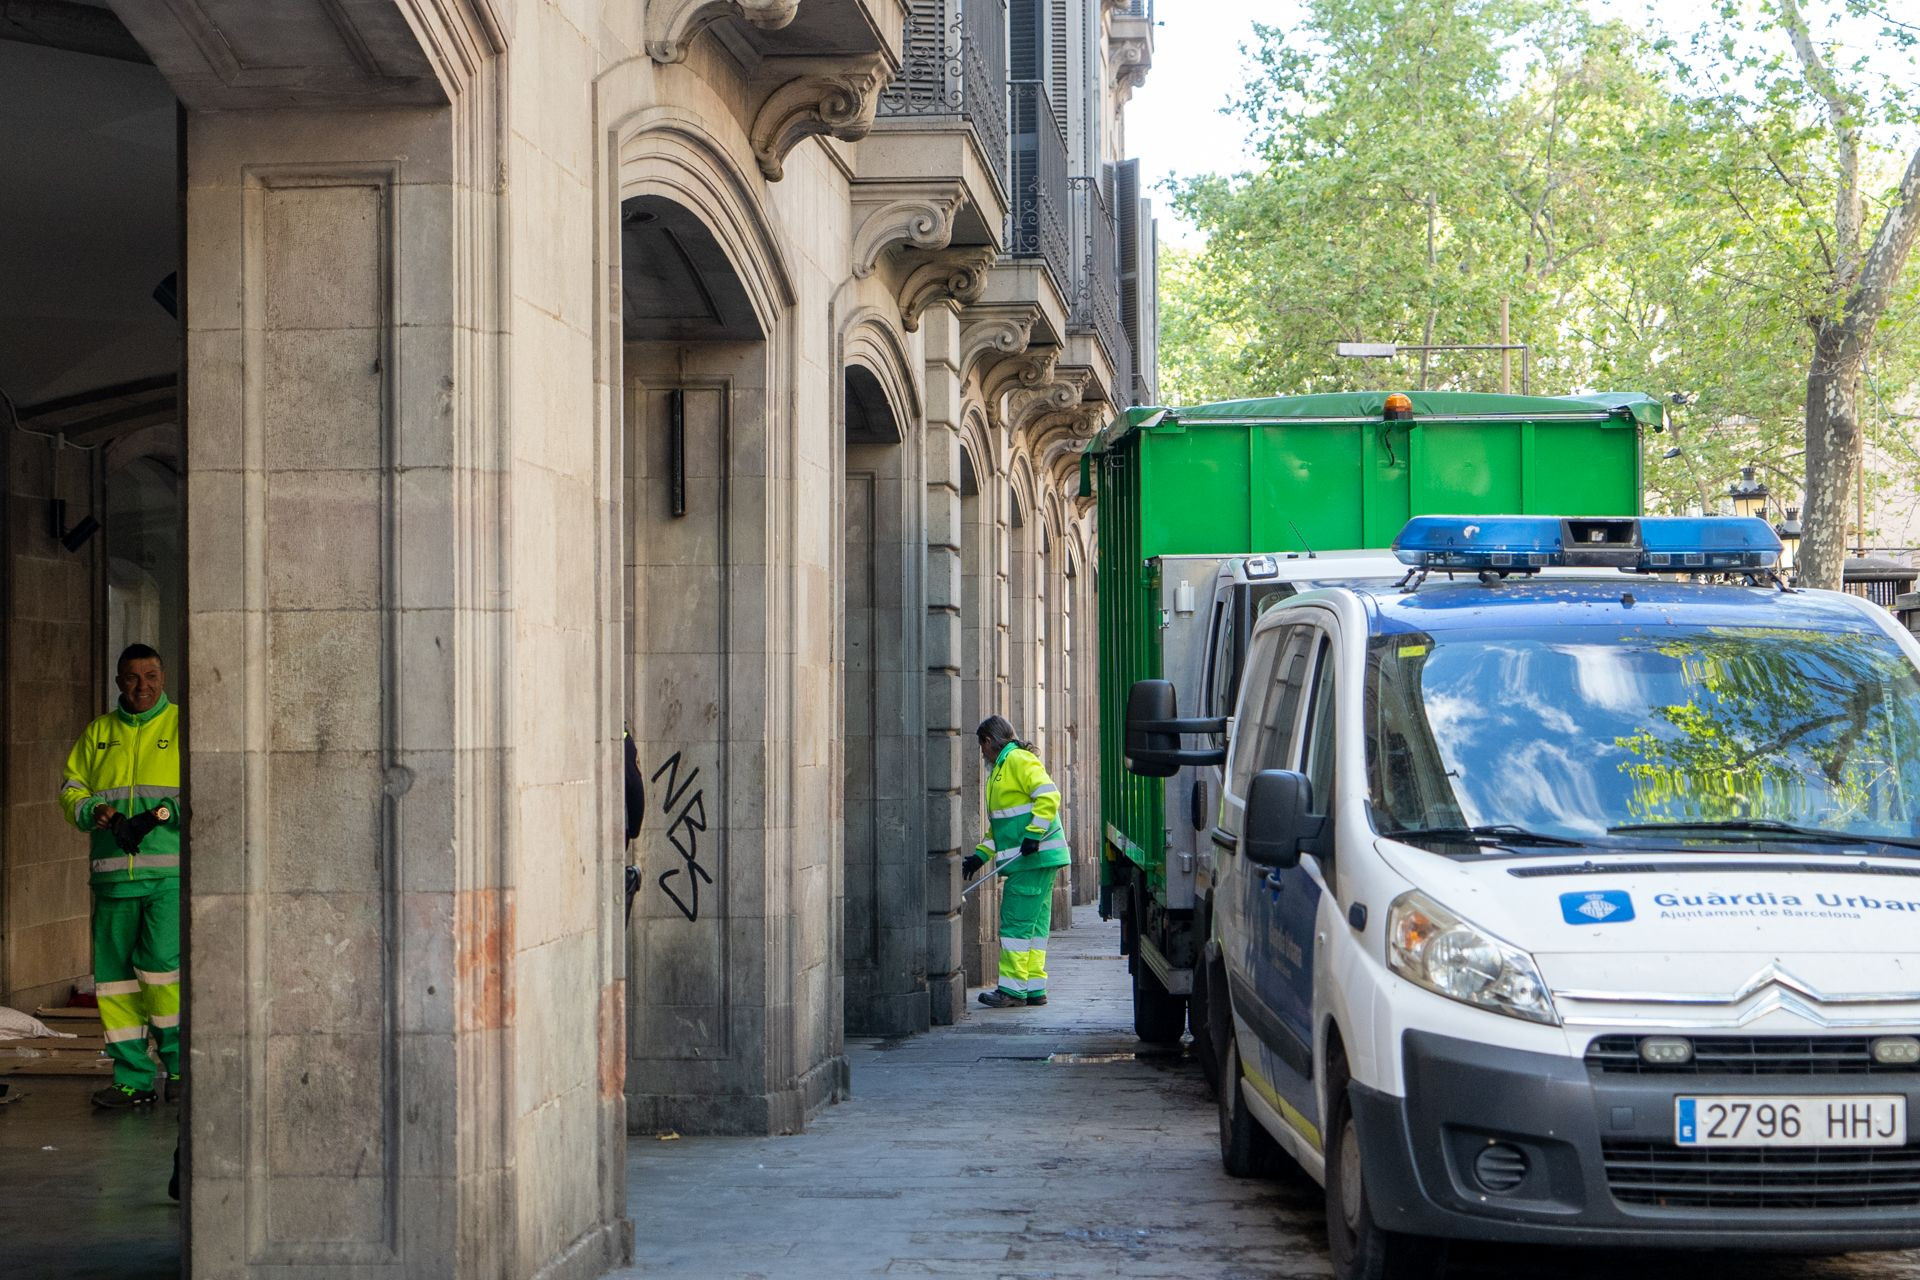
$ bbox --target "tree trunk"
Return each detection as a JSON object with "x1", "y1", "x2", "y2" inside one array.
[{"x1": 1799, "y1": 322, "x2": 1863, "y2": 591}]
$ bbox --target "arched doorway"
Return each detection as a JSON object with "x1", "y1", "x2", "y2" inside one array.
[{"x1": 840, "y1": 355, "x2": 927, "y2": 1035}]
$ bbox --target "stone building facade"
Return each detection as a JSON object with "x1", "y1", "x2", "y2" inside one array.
[{"x1": 0, "y1": 1, "x2": 1155, "y2": 1276}]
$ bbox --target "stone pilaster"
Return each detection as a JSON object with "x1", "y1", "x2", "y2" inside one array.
[{"x1": 919, "y1": 307, "x2": 967, "y2": 1024}]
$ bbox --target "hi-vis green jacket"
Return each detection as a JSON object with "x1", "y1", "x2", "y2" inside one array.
[
  {"x1": 973, "y1": 744, "x2": 1071, "y2": 877},
  {"x1": 61, "y1": 696, "x2": 182, "y2": 890}
]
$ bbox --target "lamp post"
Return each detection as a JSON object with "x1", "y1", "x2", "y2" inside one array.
[
  {"x1": 1775, "y1": 505, "x2": 1803, "y2": 580},
  {"x1": 1728, "y1": 465, "x2": 1769, "y2": 521}
]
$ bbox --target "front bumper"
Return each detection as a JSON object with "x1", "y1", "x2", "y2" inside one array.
[{"x1": 1352, "y1": 1030, "x2": 1920, "y2": 1250}]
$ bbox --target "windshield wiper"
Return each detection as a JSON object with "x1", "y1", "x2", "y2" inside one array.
[
  {"x1": 1608, "y1": 819, "x2": 1920, "y2": 851},
  {"x1": 1388, "y1": 824, "x2": 1587, "y2": 849}
]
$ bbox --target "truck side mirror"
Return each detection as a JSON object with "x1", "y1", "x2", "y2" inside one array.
[
  {"x1": 1243, "y1": 769, "x2": 1324, "y2": 869},
  {"x1": 1124, "y1": 680, "x2": 1227, "y2": 778}
]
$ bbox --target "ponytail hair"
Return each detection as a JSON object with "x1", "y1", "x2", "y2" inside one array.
[{"x1": 975, "y1": 715, "x2": 1032, "y2": 755}]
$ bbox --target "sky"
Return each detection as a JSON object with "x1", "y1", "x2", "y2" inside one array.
[
  {"x1": 1124, "y1": 0, "x2": 1285, "y2": 249},
  {"x1": 1126, "y1": 0, "x2": 1920, "y2": 250}
]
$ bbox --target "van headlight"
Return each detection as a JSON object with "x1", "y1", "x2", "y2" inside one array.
[{"x1": 1387, "y1": 890, "x2": 1559, "y2": 1026}]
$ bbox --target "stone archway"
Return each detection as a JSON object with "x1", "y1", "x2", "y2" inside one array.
[{"x1": 839, "y1": 317, "x2": 929, "y2": 1036}]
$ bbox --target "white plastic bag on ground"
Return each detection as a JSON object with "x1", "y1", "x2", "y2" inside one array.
[{"x1": 0, "y1": 1006, "x2": 70, "y2": 1040}]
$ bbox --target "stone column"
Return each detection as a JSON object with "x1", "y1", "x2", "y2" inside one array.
[
  {"x1": 182, "y1": 69, "x2": 625, "y2": 1280},
  {"x1": 920, "y1": 309, "x2": 967, "y2": 1024}
]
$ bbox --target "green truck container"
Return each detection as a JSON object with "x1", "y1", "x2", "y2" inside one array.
[{"x1": 1083, "y1": 389, "x2": 1664, "y2": 1046}]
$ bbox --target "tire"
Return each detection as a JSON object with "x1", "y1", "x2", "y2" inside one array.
[
  {"x1": 1132, "y1": 951, "x2": 1187, "y2": 1044},
  {"x1": 1191, "y1": 949, "x2": 1230, "y2": 1097},
  {"x1": 1218, "y1": 1026, "x2": 1285, "y2": 1178},
  {"x1": 1324, "y1": 1054, "x2": 1447, "y2": 1280}
]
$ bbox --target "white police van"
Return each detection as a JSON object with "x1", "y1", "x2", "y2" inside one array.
[{"x1": 1126, "y1": 515, "x2": 1920, "y2": 1278}]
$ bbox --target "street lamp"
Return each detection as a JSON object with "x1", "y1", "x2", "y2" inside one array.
[
  {"x1": 1728, "y1": 466, "x2": 1769, "y2": 521},
  {"x1": 1775, "y1": 505, "x2": 1803, "y2": 578}
]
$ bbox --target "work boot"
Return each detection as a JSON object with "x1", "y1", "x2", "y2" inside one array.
[
  {"x1": 977, "y1": 990, "x2": 1025, "y2": 1008},
  {"x1": 1025, "y1": 994, "x2": 1048, "y2": 1006},
  {"x1": 92, "y1": 1083, "x2": 158, "y2": 1109}
]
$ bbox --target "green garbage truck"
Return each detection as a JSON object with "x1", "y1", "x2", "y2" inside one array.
[{"x1": 1082, "y1": 389, "x2": 1665, "y2": 1068}]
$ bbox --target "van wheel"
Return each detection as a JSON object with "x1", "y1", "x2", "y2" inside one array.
[
  {"x1": 1191, "y1": 952, "x2": 1229, "y2": 1096},
  {"x1": 1132, "y1": 955, "x2": 1187, "y2": 1045},
  {"x1": 1324, "y1": 1056, "x2": 1446, "y2": 1280},
  {"x1": 1218, "y1": 1027, "x2": 1285, "y2": 1178},
  {"x1": 1190, "y1": 959, "x2": 1219, "y2": 1094}
]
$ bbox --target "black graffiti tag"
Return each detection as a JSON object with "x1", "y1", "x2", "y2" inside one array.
[{"x1": 650, "y1": 752, "x2": 711, "y2": 922}]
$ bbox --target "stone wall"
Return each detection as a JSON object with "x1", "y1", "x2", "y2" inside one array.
[{"x1": 1, "y1": 430, "x2": 100, "y2": 1014}]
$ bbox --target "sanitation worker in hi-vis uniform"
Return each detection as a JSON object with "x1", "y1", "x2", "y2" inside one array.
[
  {"x1": 61, "y1": 644, "x2": 183, "y2": 1108},
  {"x1": 963, "y1": 716, "x2": 1071, "y2": 1008}
]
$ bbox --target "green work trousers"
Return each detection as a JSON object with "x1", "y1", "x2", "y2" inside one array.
[
  {"x1": 996, "y1": 867, "x2": 1057, "y2": 1000},
  {"x1": 93, "y1": 880, "x2": 180, "y2": 1090}
]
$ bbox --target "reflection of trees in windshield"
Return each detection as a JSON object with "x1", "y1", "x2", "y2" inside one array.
[
  {"x1": 1615, "y1": 629, "x2": 1920, "y2": 830},
  {"x1": 1365, "y1": 625, "x2": 1920, "y2": 844}
]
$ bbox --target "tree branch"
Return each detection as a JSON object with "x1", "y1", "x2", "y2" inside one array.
[
  {"x1": 1781, "y1": 0, "x2": 1864, "y2": 287},
  {"x1": 1840, "y1": 143, "x2": 1920, "y2": 348}
]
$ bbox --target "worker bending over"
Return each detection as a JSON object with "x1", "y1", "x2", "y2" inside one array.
[{"x1": 963, "y1": 716, "x2": 1070, "y2": 1008}]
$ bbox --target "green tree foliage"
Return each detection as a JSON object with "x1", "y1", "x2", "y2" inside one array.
[
  {"x1": 1162, "y1": 0, "x2": 1920, "y2": 539},
  {"x1": 1614, "y1": 628, "x2": 1920, "y2": 829}
]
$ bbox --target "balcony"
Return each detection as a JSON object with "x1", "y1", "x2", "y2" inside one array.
[
  {"x1": 1069, "y1": 174, "x2": 1130, "y2": 395},
  {"x1": 875, "y1": 0, "x2": 1010, "y2": 193},
  {"x1": 1007, "y1": 80, "x2": 1072, "y2": 297},
  {"x1": 859, "y1": 0, "x2": 1010, "y2": 263}
]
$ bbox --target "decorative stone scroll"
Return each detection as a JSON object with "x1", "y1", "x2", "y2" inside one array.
[
  {"x1": 749, "y1": 53, "x2": 892, "y2": 181},
  {"x1": 849, "y1": 179, "x2": 969, "y2": 278},
  {"x1": 895, "y1": 245, "x2": 994, "y2": 332},
  {"x1": 646, "y1": 0, "x2": 801, "y2": 63},
  {"x1": 958, "y1": 303, "x2": 1040, "y2": 384}
]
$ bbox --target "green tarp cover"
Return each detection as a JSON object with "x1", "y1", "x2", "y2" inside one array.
[{"x1": 1090, "y1": 389, "x2": 1665, "y2": 453}]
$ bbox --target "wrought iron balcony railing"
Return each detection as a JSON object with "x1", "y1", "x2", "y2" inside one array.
[
  {"x1": 1070, "y1": 173, "x2": 1131, "y2": 388},
  {"x1": 877, "y1": 0, "x2": 1010, "y2": 193},
  {"x1": 1007, "y1": 80, "x2": 1071, "y2": 296}
]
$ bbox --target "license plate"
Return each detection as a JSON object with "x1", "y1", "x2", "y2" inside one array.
[{"x1": 1675, "y1": 1095, "x2": 1907, "y2": 1147}]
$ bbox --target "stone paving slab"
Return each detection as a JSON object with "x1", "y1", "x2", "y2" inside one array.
[{"x1": 621, "y1": 905, "x2": 1920, "y2": 1279}]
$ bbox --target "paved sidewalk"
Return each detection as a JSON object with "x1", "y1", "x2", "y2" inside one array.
[{"x1": 620, "y1": 905, "x2": 1920, "y2": 1280}]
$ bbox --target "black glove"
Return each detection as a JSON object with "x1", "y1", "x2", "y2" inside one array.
[
  {"x1": 109, "y1": 810, "x2": 163, "y2": 855},
  {"x1": 1020, "y1": 836, "x2": 1040, "y2": 857},
  {"x1": 961, "y1": 853, "x2": 986, "y2": 879}
]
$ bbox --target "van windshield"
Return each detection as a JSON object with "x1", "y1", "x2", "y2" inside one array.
[{"x1": 1365, "y1": 623, "x2": 1920, "y2": 847}]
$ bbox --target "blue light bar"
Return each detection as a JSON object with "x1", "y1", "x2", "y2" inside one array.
[
  {"x1": 1638, "y1": 516, "x2": 1781, "y2": 571},
  {"x1": 1392, "y1": 516, "x2": 1567, "y2": 570},
  {"x1": 1392, "y1": 515, "x2": 1780, "y2": 574}
]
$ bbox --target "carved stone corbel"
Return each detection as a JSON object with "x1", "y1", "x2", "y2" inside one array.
[
  {"x1": 749, "y1": 52, "x2": 892, "y2": 181},
  {"x1": 850, "y1": 180, "x2": 969, "y2": 278},
  {"x1": 896, "y1": 246, "x2": 995, "y2": 332},
  {"x1": 1028, "y1": 400, "x2": 1106, "y2": 463},
  {"x1": 1111, "y1": 37, "x2": 1151, "y2": 101},
  {"x1": 959, "y1": 304, "x2": 1041, "y2": 385},
  {"x1": 980, "y1": 345, "x2": 1058, "y2": 417},
  {"x1": 1006, "y1": 366, "x2": 1093, "y2": 438},
  {"x1": 646, "y1": 0, "x2": 801, "y2": 63}
]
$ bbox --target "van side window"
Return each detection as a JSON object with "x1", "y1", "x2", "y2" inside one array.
[
  {"x1": 1204, "y1": 598, "x2": 1235, "y2": 745},
  {"x1": 1228, "y1": 626, "x2": 1313, "y2": 804},
  {"x1": 1302, "y1": 637, "x2": 1337, "y2": 810}
]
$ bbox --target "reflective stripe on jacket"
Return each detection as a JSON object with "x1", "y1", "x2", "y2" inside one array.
[
  {"x1": 973, "y1": 743, "x2": 1071, "y2": 876},
  {"x1": 61, "y1": 696, "x2": 183, "y2": 887}
]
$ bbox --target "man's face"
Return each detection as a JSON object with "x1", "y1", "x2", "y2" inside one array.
[{"x1": 117, "y1": 659, "x2": 165, "y2": 714}]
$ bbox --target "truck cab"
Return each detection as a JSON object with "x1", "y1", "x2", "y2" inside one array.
[
  {"x1": 1144, "y1": 552, "x2": 1401, "y2": 1067},
  {"x1": 1132, "y1": 515, "x2": 1920, "y2": 1277}
]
